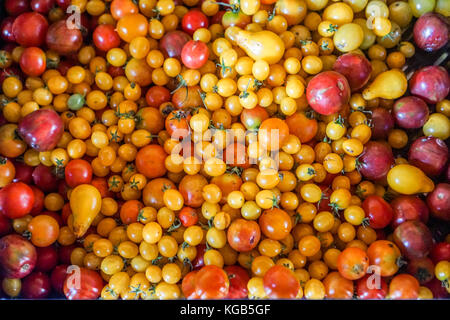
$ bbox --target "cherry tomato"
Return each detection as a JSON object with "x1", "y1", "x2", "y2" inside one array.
[
  {"x1": 93, "y1": 24, "x2": 121, "y2": 52},
  {"x1": 63, "y1": 267, "x2": 103, "y2": 300},
  {"x1": 182, "y1": 10, "x2": 209, "y2": 35},
  {"x1": 0, "y1": 182, "x2": 34, "y2": 219},
  {"x1": 362, "y1": 195, "x2": 394, "y2": 229},
  {"x1": 181, "y1": 40, "x2": 209, "y2": 69},
  {"x1": 263, "y1": 265, "x2": 300, "y2": 299},
  {"x1": 65, "y1": 159, "x2": 93, "y2": 188},
  {"x1": 194, "y1": 265, "x2": 230, "y2": 299}
]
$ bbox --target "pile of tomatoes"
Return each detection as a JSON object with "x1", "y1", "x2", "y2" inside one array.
[{"x1": 0, "y1": 0, "x2": 449, "y2": 300}]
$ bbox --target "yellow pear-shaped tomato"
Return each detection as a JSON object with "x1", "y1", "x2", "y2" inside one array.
[
  {"x1": 70, "y1": 184, "x2": 102, "y2": 237},
  {"x1": 387, "y1": 164, "x2": 435, "y2": 195},
  {"x1": 362, "y1": 69, "x2": 407, "y2": 100},
  {"x1": 234, "y1": 28, "x2": 285, "y2": 64}
]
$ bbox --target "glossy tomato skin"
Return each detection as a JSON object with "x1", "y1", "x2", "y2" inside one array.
[
  {"x1": 0, "y1": 182, "x2": 34, "y2": 219},
  {"x1": 182, "y1": 270, "x2": 199, "y2": 299},
  {"x1": 12, "y1": 12, "x2": 49, "y2": 47},
  {"x1": 390, "y1": 196, "x2": 429, "y2": 229},
  {"x1": 359, "y1": 141, "x2": 394, "y2": 181},
  {"x1": 388, "y1": 274, "x2": 420, "y2": 300},
  {"x1": 179, "y1": 174, "x2": 208, "y2": 208},
  {"x1": 179, "y1": 207, "x2": 198, "y2": 227},
  {"x1": 93, "y1": 24, "x2": 121, "y2": 52},
  {"x1": 408, "y1": 137, "x2": 448, "y2": 177},
  {"x1": 181, "y1": 40, "x2": 209, "y2": 69},
  {"x1": 0, "y1": 17, "x2": 16, "y2": 43},
  {"x1": 65, "y1": 159, "x2": 93, "y2": 188},
  {"x1": 31, "y1": 0, "x2": 55, "y2": 14},
  {"x1": 160, "y1": 30, "x2": 191, "y2": 59},
  {"x1": 393, "y1": 220, "x2": 433, "y2": 259},
  {"x1": 367, "y1": 240, "x2": 402, "y2": 277},
  {"x1": 222, "y1": 11, "x2": 251, "y2": 28},
  {"x1": 0, "y1": 234, "x2": 37, "y2": 279},
  {"x1": 286, "y1": 112, "x2": 318, "y2": 143},
  {"x1": 145, "y1": 86, "x2": 171, "y2": 109},
  {"x1": 240, "y1": 106, "x2": 269, "y2": 130},
  {"x1": 18, "y1": 109, "x2": 64, "y2": 152},
  {"x1": 182, "y1": 10, "x2": 209, "y2": 35},
  {"x1": 227, "y1": 219, "x2": 261, "y2": 252},
  {"x1": 194, "y1": 265, "x2": 230, "y2": 299},
  {"x1": 306, "y1": 71, "x2": 350, "y2": 115},
  {"x1": 413, "y1": 13, "x2": 449, "y2": 52},
  {"x1": 29, "y1": 185, "x2": 44, "y2": 216},
  {"x1": 259, "y1": 208, "x2": 292, "y2": 240},
  {"x1": 362, "y1": 195, "x2": 393, "y2": 229},
  {"x1": 63, "y1": 267, "x2": 103, "y2": 300},
  {"x1": 225, "y1": 265, "x2": 250, "y2": 299},
  {"x1": 392, "y1": 96, "x2": 429, "y2": 129},
  {"x1": 333, "y1": 53, "x2": 372, "y2": 91},
  {"x1": 323, "y1": 271, "x2": 354, "y2": 299},
  {"x1": 46, "y1": 20, "x2": 83, "y2": 55},
  {"x1": 19, "y1": 47, "x2": 46, "y2": 77},
  {"x1": 51, "y1": 264, "x2": 69, "y2": 295},
  {"x1": 263, "y1": 265, "x2": 300, "y2": 299},
  {"x1": 356, "y1": 274, "x2": 388, "y2": 300},
  {"x1": 406, "y1": 257, "x2": 435, "y2": 285},
  {"x1": 370, "y1": 108, "x2": 395, "y2": 140},
  {"x1": 12, "y1": 161, "x2": 34, "y2": 184},
  {"x1": 22, "y1": 272, "x2": 52, "y2": 299},
  {"x1": 192, "y1": 244, "x2": 206, "y2": 270},
  {"x1": 409, "y1": 66, "x2": 450, "y2": 104},
  {"x1": 426, "y1": 183, "x2": 450, "y2": 222}
]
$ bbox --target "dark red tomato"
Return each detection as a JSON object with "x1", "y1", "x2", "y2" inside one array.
[
  {"x1": 224, "y1": 265, "x2": 249, "y2": 299},
  {"x1": 263, "y1": 265, "x2": 300, "y2": 299},
  {"x1": 0, "y1": 182, "x2": 34, "y2": 219},
  {"x1": 362, "y1": 195, "x2": 393, "y2": 229},
  {"x1": 46, "y1": 20, "x2": 83, "y2": 55},
  {"x1": 12, "y1": 161, "x2": 34, "y2": 184},
  {"x1": 222, "y1": 11, "x2": 251, "y2": 28},
  {"x1": 29, "y1": 185, "x2": 44, "y2": 216},
  {"x1": 227, "y1": 219, "x2": 261, "y2": 252},
  {"x1": 426, "y1": 183, "x2": 450, "y2": 222},
  {"x1": 194, "y1": 265, "x2": 229, "y2": 299},
  {"x1": 409, "y1": 65, "x2": 450, "y2": 104},
  {"x1": 64, "y1": 267, "x2": 103, "y2": 300},
  {"x1": 240, "y1": 106, "x2": 269, "y2": 130},
  {"x1": 0, "y1": 17, "x2": 16, "y2": 42},
  {"x1": 317, "y1": 185, "x2": 332, "y2": 212},
  {"x1": 93, "y1": 24, "x2": 121, "y2": 52},
  {"x1": 333, "y1": 53, "x2": 372, "y2": 91},
  {"x1": 182, "y1": 10, "x2": 209, "y2": 35},
  {"x1": 390, "y1": 196, "x2": 429, "y2": 228},
  {"x1": 59, "y1": 245, "x2": 77, "y2": 265},
  {"x1": 51, "y1": 264, "x2": 69, "y2": 295},
  {"x1": 35, "y1": 246, "x2": 58, "y2": 273},
  {"x1": 32, "y1": 164, "x2": 58, "y2": 193},
  {"x1": 22, "y1": 272, "x2": 52, "y2": 299},
  {"x1": 323, "y1": 271, "x2": 354, "y2": 299},
  {"x1": 211, "y1": 11, "x2": 226, "y2": 25},
  {"x1": 429, "y1": 242, "x2": 450, "y2": 264},
  {"x1": 406, "y1": 258, "x2": 434, "y2": 285},
  {"x1": 0, "y1": 234, "x2": 37, "y2": 279},
  {"x1": 19, "y1": 47, "x2": 46, "y2": 77},
  {"x1": 31, "y1": 0, "x2": 55, "y2": 14},
  {"x1": 392, "y1": 96, "x2": 429, "y2": 129},
  {"x1": 179, "y1": 207, "x2": 198, "y2": 227},
  {"x1": 388, "y1": 274, "x2": 420, "y2": 300},
  {"x1": 107, "y1": 65, "x2": 125, "y2": 77},
  {"x1": 359, "y1": 141, "x2": 394, "y2": 181},
  {"x1": 413, "y1": 13, "x2": 449, "y2": 52},
  {"x1": 370, "y1": 108, "x2": 394, "y2": 140},
  {"x1": 65, "y1": 159, "x2": 93, "y2": 188},
  {"x1": 192, "y1": 244, "x2": 206, "y2": 269},
  {"x1": 356, "y1": 274, "x2": 388, "y2": 299},
  {"x1": 58, "y1": 180, "x2": 70, "y2": 201},
  {"x1": 181, "y1": 40, "x2": 209, "y2": 69},
  {"x1": 181, "y1": 270, "x2": 198, "y2": 299},
  {"x1": 0, "y1": 215, "x2": 12, "y2": 237},
  {"x1": 408, "y1": 137, "x2": 448, "y2": 177},
  {"x1": 5, "y1": 0, "x2": 30, "y2": 16},
  {"x1": 306, "y1": 71, "x2": 350, "y2": 115},
  {"x1": 56, "y1": 60, "x2": 73, "y2": 76},
  {"x1": 145, "y1": 86, "x2": 171, "y2": 108},
  {"x1": 12, "y1": 12, "x2": 49, "y2": 47},
  {"x1": 18, "y1": 109, "x2": 64, "y2": 152},
  {"x1": 425, "y1": 277, "x2": 450, "y2": 299},
  {"x1": 393, "y1": 220, "x2": 433, "y2": 259},
  {"x1": 160, "y1": 30, "x2": 191, "y2": 59}
]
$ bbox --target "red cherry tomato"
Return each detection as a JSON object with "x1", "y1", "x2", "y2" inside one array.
[
  {"x1": 263, "y1": 265, "x2": 300, "y2": 299},
  {"x1": 224, "y1": 265, "x2": 250, "y2": 299},
  {"x1": 182, "y1": 10, "x2": 209, "y2": 36},
  {"x1": 362, "y1": 195, "x2": 394, "y2": 229},
  {"x1": 19, "y1": 47, "x2": 46, "y2": 77},
  {"x1": 356, "y1": 274, "x2": 388, "y2": 300},
  {"x1": 92, "y1": 24, "x2": 121, "y2": 52},
  {"x1": 0, "y1": 182, "x2": 34, "y2": 219},
  {"x1": 179, "y1": 207, "x2": 198, "y2": 227},
  {"x1": 65, "y1": 159, "x2": 93, "y2": 188},
  {"x1": 194, "y1": 265, "x2": 230, "y2": 299},
  {"x1": 181, "y1": 40, "x2": 209, "y2": 69},
  {"x1": 63, "y1": 267, "x2": 103, "y2": 300},
  {"x1": 12, "y1": 12, "x2": 49, "y2": 47}
]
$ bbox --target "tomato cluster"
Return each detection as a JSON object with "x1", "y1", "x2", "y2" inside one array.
[{"x1": 0, "y1": 0, "x2": 449, "y2": 301}]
